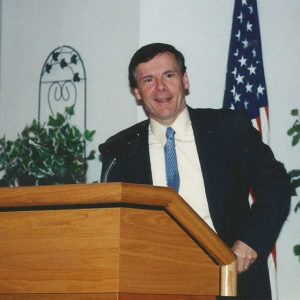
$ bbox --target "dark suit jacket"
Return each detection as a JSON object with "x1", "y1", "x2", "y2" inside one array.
[{"x1": 99, "y1": 107, "x2": 290, "y2": 298}]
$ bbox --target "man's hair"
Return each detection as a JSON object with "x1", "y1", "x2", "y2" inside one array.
[{"x1": 128, "y1": 43, "x2": 187, "y2": 89}]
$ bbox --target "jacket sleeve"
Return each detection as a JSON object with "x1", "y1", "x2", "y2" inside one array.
[{"x1": 235, "y1": 112, "x2": 291, "y2": 258}]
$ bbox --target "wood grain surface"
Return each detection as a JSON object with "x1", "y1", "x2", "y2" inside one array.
[{"x1": 0, "y1": 183, "x2": 236, "y2": 298}]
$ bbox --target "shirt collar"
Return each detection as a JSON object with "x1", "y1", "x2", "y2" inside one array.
[{"x1": 149, "y1": 107, "x2": 191, "y2": 145}]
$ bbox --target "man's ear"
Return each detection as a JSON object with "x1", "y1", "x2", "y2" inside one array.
[
  {"x1": 133, "y1": 88, "x2": 142, "y2": 101},
  {"x1": 183, "y1": 72, "x2": 190, "y2": 90}
]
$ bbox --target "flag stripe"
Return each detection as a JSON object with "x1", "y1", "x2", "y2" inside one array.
[{"x1": 223, "y1": 1, "x2": 277, "y2": 299}]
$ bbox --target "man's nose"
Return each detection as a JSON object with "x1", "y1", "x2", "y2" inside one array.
[{"x1": 156, "y1": 77, "x2": 166, "y2": 91}]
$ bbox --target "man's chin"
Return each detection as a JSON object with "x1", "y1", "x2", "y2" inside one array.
[{"x1": 151, "y1": 112, "x2": 179, "y2": 126}]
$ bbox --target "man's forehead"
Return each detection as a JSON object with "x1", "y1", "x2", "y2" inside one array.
[{"x1": 135, "y1": 52, "x2": 180, "y2": 74}]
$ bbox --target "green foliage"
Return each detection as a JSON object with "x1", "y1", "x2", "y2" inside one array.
[
  {"x1": 287, "y1": 108, "x2": 300, "y2": 261},
  {"x1": 0, "y1": 105, "x2": 96, "y2": 186},
  {"x1": 287, "y1": 109, "x2": 300, "y2": 146},
  {"x1": 288, "y1": 108, "x2": 300, "y2": 202},
  {"x1": 294, "y1": 245, "x2": 300, "y2": 262}
]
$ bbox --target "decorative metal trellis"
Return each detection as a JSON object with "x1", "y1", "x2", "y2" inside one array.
[{"x1": 38, "y1": 45, "x2": 87, "y2": 130}]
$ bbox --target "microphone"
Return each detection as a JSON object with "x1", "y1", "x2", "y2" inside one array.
[
  {"x1": 98, "y1": 141, "x2": 119, "y2": 183},
  {"x1": 99, "y1": 124, "x2": 147, "y2": 182},
  {"x1": 101, "y1": 157, "x2": 116, "y2": 183}
]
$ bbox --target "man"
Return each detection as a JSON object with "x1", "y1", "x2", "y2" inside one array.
[{"x1": 99, "y1": 43, "x2": 290, "y2": 299}]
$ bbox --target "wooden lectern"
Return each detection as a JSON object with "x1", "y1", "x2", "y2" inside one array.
[{"x1": 0, "y1": 183, "x2": 236, "y2": 300}]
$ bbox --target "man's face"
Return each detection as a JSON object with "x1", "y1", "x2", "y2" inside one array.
[{"x1": 133, "y1": 52, "x2": 189, "y2": 126}]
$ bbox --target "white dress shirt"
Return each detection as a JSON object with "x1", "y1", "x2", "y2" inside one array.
[{"x1": 148, "y1": 107, "x2": 215, "y2": 231}]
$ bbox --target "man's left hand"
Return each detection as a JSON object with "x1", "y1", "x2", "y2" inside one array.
[{"x1": 232, "y1": 240, "x2": 258, "y2": 273}]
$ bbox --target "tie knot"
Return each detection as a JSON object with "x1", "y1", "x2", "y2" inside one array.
[{"x1": 166, "y1": 127, "x2": 175, "y2": 140}]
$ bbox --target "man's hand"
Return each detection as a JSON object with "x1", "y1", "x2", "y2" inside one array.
[{"x1": 232, "y1": 240, "x2": 258, "y2": 273}]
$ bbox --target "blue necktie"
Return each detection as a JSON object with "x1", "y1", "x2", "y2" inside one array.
[{"x1": 164, "y1": 127, "x2": 180, "y2": 192}]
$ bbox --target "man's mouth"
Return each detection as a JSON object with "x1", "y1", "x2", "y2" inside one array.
[{"x1": 154, "y1": 96, "x2": 172, "y2": 103}]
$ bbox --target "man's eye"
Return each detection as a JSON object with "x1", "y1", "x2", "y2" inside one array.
[
  {"x1": 144, "y1": 77, "x2": 154, "y2": 83},
  {"x1": 165, "y1": 72, "x2": 175, "y2": 78}
]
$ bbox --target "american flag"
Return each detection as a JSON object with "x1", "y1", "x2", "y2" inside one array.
[
  {"x1": 223, "y1": 1, "x2": 278, "y2": 298},
  {"x1": 223, "y1": 0, "x2": 269, "y2": 143}
]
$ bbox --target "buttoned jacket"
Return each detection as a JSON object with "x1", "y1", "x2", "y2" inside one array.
[{"x1": 99, "y1": 107, "x2": 290, "y2": 258}]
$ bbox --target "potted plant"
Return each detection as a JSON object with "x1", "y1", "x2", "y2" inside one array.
[
  {"x1": 0, "y1": 105, "x2": 95, "y2": 186},
  {"x1": 287, "y1": 108, "x2": 300, "y2": 261}
]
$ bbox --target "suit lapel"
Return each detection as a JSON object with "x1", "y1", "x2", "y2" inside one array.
[
  {"x1": 129, "y1": 120, "x2": 153, "y2": 185},
  {"x1": 130, "y1": 109, "x2": 221, "y2": 206},
  {"x1": 122, "y1": 108, "x2": 223, "y2": 230},
  {"x1": 190, "y1": 110, "x2": 215, "y2": 200},
  {"x1": 189, "y1": 108, "x2": 223, "y2": 233}
]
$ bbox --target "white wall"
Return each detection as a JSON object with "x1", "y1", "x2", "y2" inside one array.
[
  {"x1": 0, "y1": 0, "x2": 299, "y2": 298},
  {"x1": 0, "y1": 0, "x2": 140, "y2": 182},
  {"x1": 138, "y1": 0, "x2": 233, "y2": 114}
]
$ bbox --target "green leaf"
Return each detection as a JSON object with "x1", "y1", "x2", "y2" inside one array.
[
  {"x1": 86, "y1": 150, "x2": 96, "y2": 160},
  {"x1": 0, "y1": 136, "x2": 5, "y2": 147},
  {"x1": 293, "y1": 123, "x2": 300, "y2": 132},
  {"x1": 65, "y1": 105, "x2": 75, "y2": 117},
  {"x1": 48, "y1": 113, "x2": 65, "y2": 127},
  {"x1": 287, "y1": 125, "x2": 297, "y2": 136},
  {"x1": 291, "y1": 109, "x2": 299, "y2": 116},
  {"x1": 287, "y1": 127, "x2": 295, "y2": 136},
  {"x1": 289, "y1": 169, "x2": 300, "y2": 178},
  {"x1": 48, "y1": 115, "x2": 57, "y2": 127},
  {"x1": 292, "y1": 134, "x2": 300, "y2": 146},
  {"x1": 294, "y1": 245, "x2": 300, "y2": 261},
  {"x1": 84, "y1": 129, "x2": 96, "y2": 141},
  {"x1": 56, "y1": 113, "x2": 66, "y2": 125},
  {"x1": 291, "y1": 178, "x2": 300, "y2": 190}
]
